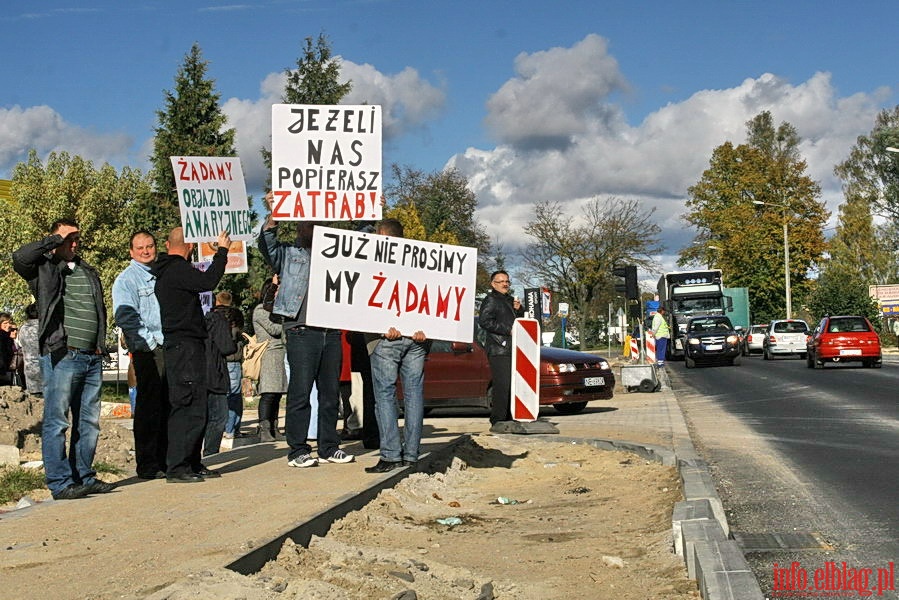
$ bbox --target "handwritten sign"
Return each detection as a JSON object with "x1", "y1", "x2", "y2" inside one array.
[
  {"x1": 306, "y1": 227, "x2": 477, "y2": 343},
  {"x1": 170, "y1": 156, "x2": 252, "y2": 243},
  {"x1": 270, "y1": 104, "x2": 382, "y2": 222}
]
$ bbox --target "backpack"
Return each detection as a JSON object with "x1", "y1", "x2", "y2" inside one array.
[{"x1": 241, "y1": 332, "x2": 269, "y2": 381}]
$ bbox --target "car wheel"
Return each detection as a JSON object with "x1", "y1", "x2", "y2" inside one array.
[
  {"x1": 553, "y1": 401, "x2": 587, "y2": 415},
  {"x1": 814, "y1": 357, "x2": 823, "y2": 369},
  {"x1": 731, "y1": 355, "x2": 741, "y2": 366},
  {"x1": 874, "y1": 361, "x2": 883, "y2": 369},
  {"x1": 685, "y1": 355, "x2": 696, "y2": 369},
  {"x1": 763, "y1": 348, "x2": 771, "y2": 360}
]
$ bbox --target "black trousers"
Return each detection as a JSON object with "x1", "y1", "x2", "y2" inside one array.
[
  {"x1": 132, "y1": 348, "x2": 169, "y2": 476},
  {"x1": 488, "y1": 354, "x2": 513, "y2": 423},
  {"x1": 349, "y1": 331, "x2": 379, "y2": 448},
  {"x1": 164, "y1": 339, "x2": 207, "y2": 476}
]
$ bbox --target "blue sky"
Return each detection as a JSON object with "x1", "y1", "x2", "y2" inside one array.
[{"x1": 2, "y1": 1, "x2": 897, "y2": 279}]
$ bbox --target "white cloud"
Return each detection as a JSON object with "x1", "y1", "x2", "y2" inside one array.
[
  {"x1": 224, "y1": 59, "x2": 446, "y2": 194},
  {"x1": 450, "y1": 37, "x2": 887, "y2": 275},
  {"x1": 0, "y1": 105, "x2": 132, "y2": 176}
]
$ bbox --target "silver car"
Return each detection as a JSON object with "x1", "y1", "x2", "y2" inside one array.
[
  {"x1": 741, "y1": 324, "x2": 769, "y2": 355},
  {"x1": 763, "y1": 319, "x2": 809, "y2": 360}
]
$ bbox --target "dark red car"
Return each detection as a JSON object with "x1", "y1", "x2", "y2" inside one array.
[
  {"x1": 415, "y1": 327, "x2": 616, "y2": 415},
  {"x1": 806, "y1": 315, "x2": 882, "y2": 369}
]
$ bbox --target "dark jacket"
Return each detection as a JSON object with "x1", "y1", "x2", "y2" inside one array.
[
  {"x1": 151, "y1": 248, "x2": 228, "y2": 344},
  {"x1": 12, "y1": 234, "x2": 107, "y2": 364},
  {"x1": 478, "y1": 289, "x2": 525, "y2": 357},
  {"x1": 212, "y1": 304, "x2": 244, "y2": 362},
  {"x1": 205, "y1": 310, "x2": 237, "y2": 394}
]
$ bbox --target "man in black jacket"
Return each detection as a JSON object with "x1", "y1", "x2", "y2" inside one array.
[
  {"x1": 478, "y1": 270, "x2": 525, "y2": 425},
  {"x1": 12, "y1": 219, "x2": 115, "y2": 500},
  {"x1": 152, "y1": 227, "x2": 230, "y2": 483}
]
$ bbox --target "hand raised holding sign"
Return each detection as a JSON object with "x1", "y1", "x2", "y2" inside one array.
[{"x1": 216, "y1": 229, "x2": 232, "y2": 251}]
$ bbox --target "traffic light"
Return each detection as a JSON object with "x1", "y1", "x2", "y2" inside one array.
[{"x1": 613, "y1": 265, "x2": 639, "y2": 300}]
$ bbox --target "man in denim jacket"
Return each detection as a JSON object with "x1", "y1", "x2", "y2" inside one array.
[
  {"x1": 257, "y1": 191, "x2": 353, "y2": 468},
  {"x1": 112, "y1": 230, "x2": 168, "y2": 480}
]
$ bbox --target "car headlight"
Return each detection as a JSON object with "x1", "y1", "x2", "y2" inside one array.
[
  {"x1": 726, "y1": 335, "x2": 738, "y2": 344},
  {"x1": 597, "y1": 360, "x2": 609, "y2": 370},
  {"x1": 688, "y1": 337, "x2": 700, "y2": 345},
  {"x1": 549, "y1": 363, "x2": 577, "y2": 373}
]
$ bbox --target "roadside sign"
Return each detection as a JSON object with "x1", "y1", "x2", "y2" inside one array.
[{"x1": 511, "y1": 318, "x2": 540, "y2": 422}]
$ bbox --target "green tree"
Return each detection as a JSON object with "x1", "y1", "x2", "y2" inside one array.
[
  {"x1": 833, "y1": 106, "x2": 899, "y2": 222},
  {"x1": 0, "y1": 151, "x2": 153, "y2": 336},
  {"x1": 806, "y1": 271, "x2": 880, "y2": 325},
  {"x1": 521, "y1": 196, "x2": 663, "y2": 325},
  {"x1": 681, "y1": 111, "x2": 828, "y2": 323},
  {"x1": 149, "y1": 43, "x2": 236, "y2": 236}
]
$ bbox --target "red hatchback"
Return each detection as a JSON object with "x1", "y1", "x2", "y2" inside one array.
[{"x1": 806, "y1": 315, "x2": 882, "y2": 369}]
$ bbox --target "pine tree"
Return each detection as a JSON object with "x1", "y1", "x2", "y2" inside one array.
[{"x1": 148, "y1": 43, "x2": 236, "y2": 237}]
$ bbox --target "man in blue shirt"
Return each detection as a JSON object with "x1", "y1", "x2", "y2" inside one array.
[{"x1": 112, "y1": 231, "x2": 168, "y2": 479}]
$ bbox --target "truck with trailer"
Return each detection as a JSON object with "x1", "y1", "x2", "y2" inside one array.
[{"x1": 657, "y1": 270, "x2": 732, "y2": 359}]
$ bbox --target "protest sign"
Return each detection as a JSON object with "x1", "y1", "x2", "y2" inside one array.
[
  {"x1": 170, "y1": 156, "x2": 252, "y2": 242},
  {"x1": 306, "y1": 227, "x2": 477, "y2": 343},
  {"x1": 270, "y1": 104, "x2": 382, "y2": 222},
  {"x1": 198, "y1": 240, "x2": 248, "y2": 274}
]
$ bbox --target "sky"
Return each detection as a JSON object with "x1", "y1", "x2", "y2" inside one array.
[{"x1": 2, "y1": 0, "x2": 897, "y2": 285}]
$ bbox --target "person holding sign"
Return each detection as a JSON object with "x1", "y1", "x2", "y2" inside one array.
[
  {"x1": 153, "y1": 227, "x2": 231, "y2": 483},
  {"x1": 258, "y1": 192, "x2": 354, "y2": 468},
  {"x1": 478, "y1": 270, "x2": 525, "y2": 425},
  {"x1": 364, "y1": 219, "x2": 430, "y2": 474}
]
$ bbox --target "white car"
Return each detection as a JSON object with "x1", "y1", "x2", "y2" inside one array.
[{"x1": 763, "y1": 319, "x2": 809, "y2": 360}]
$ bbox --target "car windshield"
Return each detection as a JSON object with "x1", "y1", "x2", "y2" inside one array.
[
  {"x1": 773, "y1": 321, "x2": 808, "y2": 334},
  {"x1": 827, "y1": 317, "x2": 870, "y2": 333},
  {"x1": 689, "y1": 318, "x2": 732, "y2": 333},
  {"x1": 672, "y1": 297, "x2": 724, "y2": 315}
]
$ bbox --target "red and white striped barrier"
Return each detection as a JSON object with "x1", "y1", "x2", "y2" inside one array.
[
  {"x1": 630, "y1": 337, "x2": 640, "y2": 360},
  {"x1": 511, "y1": 318, "x2": 540, "y2": 422},
  {"x1": 645, "y1": 330, "x2": 656, "y2": 363}
]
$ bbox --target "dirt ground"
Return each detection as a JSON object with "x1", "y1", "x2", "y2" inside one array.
[{"x1": 1, "y1": 386, "x2": 700, "y2": 599}]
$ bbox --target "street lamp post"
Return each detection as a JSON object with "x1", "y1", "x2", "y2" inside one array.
[{"x1": 753, "y1": 200, "x2": 792, "y2": 319}]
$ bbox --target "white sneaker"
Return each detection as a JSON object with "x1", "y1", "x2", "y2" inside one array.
[
  {"x1": 287, "y1": 454, "x2": 318, "y2": 468},
  {"x1": 320, "y1": 449, "x2": 355, "y2": 464}
]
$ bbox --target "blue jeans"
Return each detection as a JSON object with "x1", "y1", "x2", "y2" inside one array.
[
  {"x1": 204, "y1": 392, "x2": 228, "y2": 456},
  {"x1": 224, "y1": 362, "x2": 243, "y2": 434},
  {"x1": 284, "y1": 327, "x2": 342, "y2": 460},
  {"x1": 370, "y1": 338, "x2": 426, "y2": 463},
  {"x1": 40, "y1": 351, "x2": 103, "y2": 494}
]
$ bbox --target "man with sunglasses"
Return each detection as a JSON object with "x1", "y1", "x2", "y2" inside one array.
[{"x1": 478, "y1": 270, "x2": 525, "y2": 425}]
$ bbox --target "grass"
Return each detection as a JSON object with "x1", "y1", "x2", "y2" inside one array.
[
  {"x1": 100, "y1": 381, "x2": 131, "y2": 404},
  {"x1": 93, "y1": 461, "x2": 124, "y2": 476},
  {"x1": 0, "y1": 465, "x2": 46, "y2": 505}
]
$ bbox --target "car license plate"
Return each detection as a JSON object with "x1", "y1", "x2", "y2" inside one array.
[
  {"x1": 705, "y1": 344, "x2": 723, "y2": 351},
  {"x1": 839, "y1": 349, "x2": 862, "y2": 356},
  {"x1": 583, "y1": 376, "x2": 604, "y2": 387}
]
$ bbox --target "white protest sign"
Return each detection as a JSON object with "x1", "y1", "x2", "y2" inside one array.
[
  {"x1": 197, "y1": 239, "x2": 248, "y2": 274},
  {"x1": 306, "y1": 227, "x2": 477, "y2": 343},
  {"x1": 270, "y1": 104, "x2": 382, "y2": 222},
  {"x1": 170, "y1": 156, "x2": 252, "y2": 242}
]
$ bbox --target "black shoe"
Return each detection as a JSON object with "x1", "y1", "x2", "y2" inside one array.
[
  {"x1": 166, "y1": 473, "x2": 205, "y2": 483},
  {"x1": 364, "y1": 459, "x2": 403, "y2": 474},
  {"x1": 83, "y1": 479, "x2": 116, "y2": 494},
  {"x1": 402, "y1": 460, "x2": 417, "y2": 467},
  {"x1": 340, "y1": 428, "x2": 363, "y2": 441},
  {"x1": 52, "y1": 484, "x2": 89, "y2": 500},
  {"x1": 194, "y1": 467, "x2": 221, "y2": 478},
  {"x1": 137, "y1": 470, "x2": 167, "y2": 480}
]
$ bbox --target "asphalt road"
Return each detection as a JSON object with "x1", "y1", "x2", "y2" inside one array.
[{"x1": 667, "y1": 353, "x2": 899, "y2": 598}]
